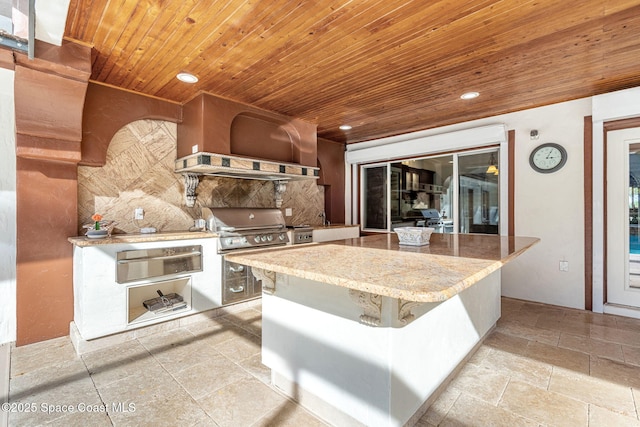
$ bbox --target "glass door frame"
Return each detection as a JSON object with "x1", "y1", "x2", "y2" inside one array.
[{"x1": 606, "y1": 128, "x2": 640, "y2": 310}]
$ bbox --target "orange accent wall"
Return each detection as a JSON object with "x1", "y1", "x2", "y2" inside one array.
[
  {"x1": 80, "y1": 82, "x2": 182, "y2": 166},
  {"x1": 317, "y1": 137, "x2": 346, "y2": 223},
  {"x1": 16, "y1": 158, "x2": 78, "y2": 343},
  {"x1": 13, "y1": 42, "x2": 91, "y2": 345},
  {"x1": 13, "y1": 40, "x2": 91, "y2": 345}
]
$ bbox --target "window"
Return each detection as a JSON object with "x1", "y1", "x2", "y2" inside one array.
[
  {"x1": 360, "y1": 148, "x2": 499, "y2": 235},
  {"x1": 0, "y1": 0, "x2": 29, "y2": 54}
]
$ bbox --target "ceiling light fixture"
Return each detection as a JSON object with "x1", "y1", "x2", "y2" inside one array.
[
  {"x1": 339, "y1": 125, "x2": 352, "y2": 131},
  {"x1": 460, "y1": 91, "x2": 479, "y2": 100},
  {"x1": 177, "y1": 72, "x2": 198, "y2": 83}
]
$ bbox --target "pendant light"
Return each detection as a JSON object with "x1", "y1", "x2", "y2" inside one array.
[{"x1": 486, "y1": 153, "x2": 498, "y2": 174}]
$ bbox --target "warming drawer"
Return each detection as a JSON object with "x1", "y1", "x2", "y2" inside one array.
[{"x1": 116, "y1": 245, "x2": 202, "y2": 284}]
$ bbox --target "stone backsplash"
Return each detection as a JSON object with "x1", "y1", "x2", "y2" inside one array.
[{"x1": 77, "y1": 120, "x2": 324, "y2": 234}]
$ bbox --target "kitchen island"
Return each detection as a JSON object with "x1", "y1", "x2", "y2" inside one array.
[{"x1": 225, "y1": 233, "x2": 538, "y2": 427}]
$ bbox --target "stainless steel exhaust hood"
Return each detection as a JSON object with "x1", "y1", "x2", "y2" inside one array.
[{"x1": 175, "y1": 152, "x2": 320, "y2": 207}]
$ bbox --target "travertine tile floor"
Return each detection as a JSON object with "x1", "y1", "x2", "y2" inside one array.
[{"x1": 7, "y1": 297, "x2": 640, "y2": 426}]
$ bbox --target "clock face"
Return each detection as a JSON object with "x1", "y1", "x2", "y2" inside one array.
[{"x1": 529, "y1": 143, "x2": 567, "y2": 173}]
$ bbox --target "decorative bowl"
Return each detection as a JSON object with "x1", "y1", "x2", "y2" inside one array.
[
  {"x1": 394, "y1": 227, "x2": 435, "y2": 246},
  {"x1": 86, "y1": 229, "x2": 109, "y2": 239},
  {"x1": 83, "y1": 220, "x2": 117, "y2": 236}
]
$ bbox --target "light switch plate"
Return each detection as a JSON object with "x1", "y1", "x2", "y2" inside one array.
[
  {"x1": 134, "y1": 208, "x2": 144, "y2": 220},
  {"x1": 285, "y1": 208, "x2": 292, "y2": 216},
  {"x1": 559, "y1": 260, "x2": 569, "y2": 272}
]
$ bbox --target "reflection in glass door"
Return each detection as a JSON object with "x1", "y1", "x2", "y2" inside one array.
[
  {"x1": 458, "y1": 150, "x2": 500, "y2": 234},
  {"x1": 362, "y1": 165, "x2": 388, "y2": 229},
  {"x1": 388, "y1": 156, "x2": 454, "y2": 233},
  {"x1": 359, "y1": 149, "x2": 500, "y2": 234}
]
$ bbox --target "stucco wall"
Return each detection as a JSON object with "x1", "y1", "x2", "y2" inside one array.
[
  {"x1": 499, "y1": 99, "x2": 591, "y2": 309},
  {"x1": 0, "y1": 68, "x2": 16, "y2": 344}
]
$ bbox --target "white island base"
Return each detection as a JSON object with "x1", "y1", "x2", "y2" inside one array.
[{"x1": 261, "y1": 269, "x2": 501, "y2": 427}]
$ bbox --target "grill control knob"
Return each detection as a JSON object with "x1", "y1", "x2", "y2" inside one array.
[
  {"x1": 240, "y1": 237, "x2": 247, "y2": 244},
  {"x1": 260, "y1": 235, "x2": 268, "y2": 242},
  {"x1": 267, "y1": 234, "x2": 273, "y2": 242},
  {"x1": 225, "y1": 238, "x2": 233, "y2": 245},
  {"x1": 253, "y1": 236, "x2": 260, "y2": 243},
  {"x1": 279, "y1": 233, "x2": 286, "y2": 240}
]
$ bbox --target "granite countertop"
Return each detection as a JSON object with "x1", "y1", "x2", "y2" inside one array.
[
  {"x1": 68, "y1": 231, "x2": 217, "y2": 246},
  {"x1": 225, "y1": 233, "x2": 539, "y2": 303}
]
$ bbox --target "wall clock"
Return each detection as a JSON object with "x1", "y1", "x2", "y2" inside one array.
[{"x1": 529, "y1": 143, "x2": 567, "y2": 173}]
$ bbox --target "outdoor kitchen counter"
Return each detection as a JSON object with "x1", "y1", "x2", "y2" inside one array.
[
  {"x1": 232, "y1": 232, "x2": 539, "y2": 426},
  {"x1": 68, "y1": 231, "x2": 216, "y2": 247},
  {"x1": 224, "y1": 232, "x2": 538, "y2": 303}
]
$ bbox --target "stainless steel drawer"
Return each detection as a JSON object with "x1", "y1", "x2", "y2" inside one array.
[
  {"x1": 116, "y1": 245, "x2": 202, "y2": 284},
  {"x1": 222, "y1": 259, "x2": 262, "y2": 305}
]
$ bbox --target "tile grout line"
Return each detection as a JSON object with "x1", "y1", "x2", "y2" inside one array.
[
  {"x1": 633, "y1": 386, "x2": 640, "y2": 421},
  {"x1": 495, "y1": 377, "x2": 541, "y2": 426},
  {"x1": 79, "y1": 352, "x2": 116, "y2": 427},
  {"x1": 136, "y1": 321, "x2": 272, "y2": 424},
  {"x1": 132, "y1": 336, "x2": 220, "y2": 426},
  {"x1": 169, "y1": 323, "x2": 304, "y2": 426},
  {"x1": 434, "y1": 388, "x2": 463, "y2": 426},
  {"x1": 192, "y1": 312, "x2": 326, "y2": 425}
]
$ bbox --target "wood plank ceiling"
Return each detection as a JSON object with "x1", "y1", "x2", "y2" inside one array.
[{"x1": 64, "y1": 0, "x2": 640, "y2": 144}]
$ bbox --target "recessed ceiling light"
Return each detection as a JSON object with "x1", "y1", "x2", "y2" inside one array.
[
  {"x1": 339, "y1": 125, "x2": 352, "y2": 131},
  {"x1": 177, "y1": 72, "x2": 198, "y2": 83},
  {"x1": 460, "y1": 91, "x2": 479, "y2": 100}
]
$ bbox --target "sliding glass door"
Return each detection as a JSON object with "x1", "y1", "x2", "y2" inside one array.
[{"x1": 360, "y1": 148, "x2": 499, "y2": 235}]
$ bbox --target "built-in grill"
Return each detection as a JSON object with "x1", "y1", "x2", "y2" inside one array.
[
  {"x1": 201, "y1": 207, "x2": 289, "y2": 305},
  {"x1": 202, "y1": 207, "x2": 289, "y2": 252},
  {"x1": 415, "y1": 208, "x2": 453, "y2": 233}
]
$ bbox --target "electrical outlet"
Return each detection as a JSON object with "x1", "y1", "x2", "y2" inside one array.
[
  {"x1": 192, "y1": 144, "x2": 199, "y2": 154},
  {"x1": 285, "y1": 208, "x2": 292, "y2": 216},
  {"x1": 134, "y1": 208, "x2": 144, "y2": 220},
  {"x1": 559, "y1": 260, "x2": 569, "y2": 272}
]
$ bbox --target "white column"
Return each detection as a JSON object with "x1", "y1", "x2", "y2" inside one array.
[{"x1": 0, "y1": 68, "x2": 16, "y2": 345}]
